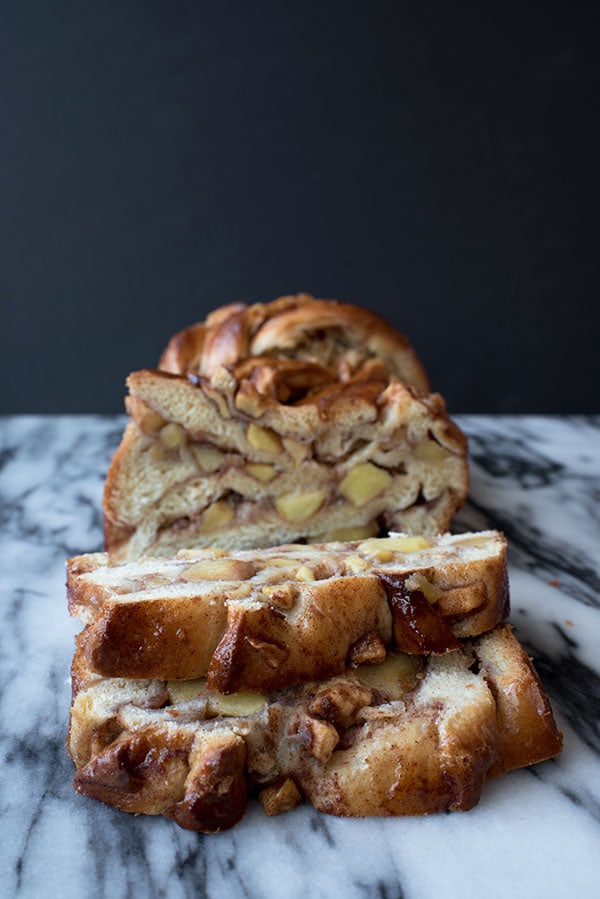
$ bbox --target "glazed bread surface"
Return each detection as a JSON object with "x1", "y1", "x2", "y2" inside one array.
[{"x1": 68, "y1": 531, "x2": 509, "y2": 689}]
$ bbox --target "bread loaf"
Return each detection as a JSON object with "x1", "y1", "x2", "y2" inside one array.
[{"x1": 65, "y1": 295, "x2": 563, "y2": 835}]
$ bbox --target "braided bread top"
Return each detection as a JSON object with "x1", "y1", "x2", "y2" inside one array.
[{"x1": 159, "y1": 294, "x2": 430, "y2": 395}]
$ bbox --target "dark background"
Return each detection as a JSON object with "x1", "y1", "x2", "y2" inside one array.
[{"x1": 1, "y1": 1, "x2": 598, "y2": 414}]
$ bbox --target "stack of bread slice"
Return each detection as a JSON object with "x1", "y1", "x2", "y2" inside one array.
[{"x1": 66, "y1": 296, "x2": 562, "y2": 832}]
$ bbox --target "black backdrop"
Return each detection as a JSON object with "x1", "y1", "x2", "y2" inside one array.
[{"x1": 1, "y1": 1, "x2": 598, "y2": 414}]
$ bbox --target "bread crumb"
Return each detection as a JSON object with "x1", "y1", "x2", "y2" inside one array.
[{"x1": 547, "y1": 579, "x2": 561, "y2": 587}]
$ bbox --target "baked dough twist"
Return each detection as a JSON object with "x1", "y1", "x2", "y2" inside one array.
[{"x1": 159, "y1": 293, "x2": 430, "y2": 392}]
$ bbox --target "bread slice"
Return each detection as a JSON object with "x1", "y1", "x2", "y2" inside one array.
[
  {"x1": 103, "y1": 296, "x2": 468, "y2": 561},
  {"x1": 67, "y1": 625, "x2": 562, "y2": 832},
  {"x1": 68, "y1": 531, "x2": 509, "y2": 689}
]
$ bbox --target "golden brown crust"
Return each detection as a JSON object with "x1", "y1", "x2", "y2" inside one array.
[
  {"x1": 205, "y1": 576, "x2": 393, "y2": 693},
  {"x1": 73, "y1": 729, "x2": 193, "y2": 815},
  {"x1": 164, "y1": 732, "x2": 247, "y2": 832},
  {"x1": 79, "y1": 596, "x2": 229, "y2": 681},
  {"x1": 102, "y1": 422, "x2": 143, "y2": 552},
  {"x1": 73, "y1": 723, "x2": 248, "y2": 833},
  {"x1": 159, "y1": 294, "x2": 430, "y2": 394},
  {"x1": 472, "y1": 625, "x2": 563, "y2": 774},
  {"x1": 67, "y1": 532, "x2": 508, "y2": 688},
  {"x1": 68, "y1": 626, "x2": 562, "y2": 831}
]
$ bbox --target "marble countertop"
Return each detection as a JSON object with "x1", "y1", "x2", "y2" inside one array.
[{"x1": 1, "y1": 414, "x2": 599, "y2": 899}]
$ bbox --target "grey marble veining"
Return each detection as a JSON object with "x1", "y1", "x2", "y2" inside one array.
[{"x1": 1, "y1": 414, "x2": 599, "y2": 899}]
